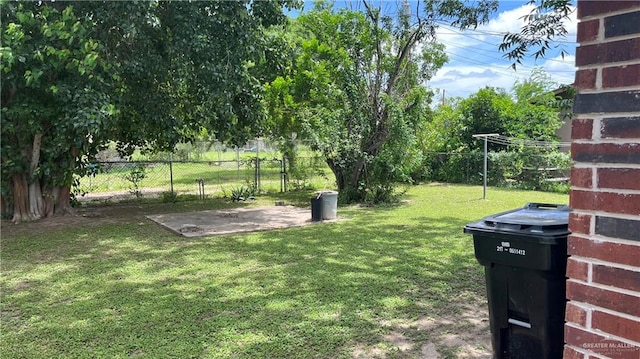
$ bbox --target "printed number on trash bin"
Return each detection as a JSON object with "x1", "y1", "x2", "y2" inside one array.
[{"x1": 496, "y1": 245, "x2": 526, "y2": 256}]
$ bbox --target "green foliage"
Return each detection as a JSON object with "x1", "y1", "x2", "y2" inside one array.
[
  {"x1": 161, "y1": 191, "x2": 178, "y2": 203},
  {"x1": 499, "y1": 0, "x2": 574, "y2": 68},
  {"x1": 123, "y1": 164, "x2": 147, "y2": 198},
  {"x1": 421, "y1": 150, "x2": 571, "y2": 194},
  {"x1": 1, "y1": 2, "x2": 116, "y2": 185},
  {"x1": 84, "y1": 0, "x2": 301, "y2": 152},
  {"x1": 428, "y1": 71, "x2": 564, "y2": 144},
  {"x1": 419, "y1": 69, "x2": 571, "y2": 193},
  {"x1": 1, "y1": 1, "x2": 303, "y2": 219},
  {"x1": 264, "y1": 1, "x2": 497, "y2": 203},
  {"x1": 489, "y1": 149, "x2": 570, "y2": 190},
  {"x1": 226, "y1": 182, "x2": 259, "y2": 202},
  {"x1": 288, "y1": 155, "x2": 328, "y2": 191}
]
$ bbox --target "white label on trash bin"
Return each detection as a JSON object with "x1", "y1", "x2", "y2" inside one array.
[
  {"x1": 496, "y1": 245, "x2": 526, "y2": 256},
  {"x1": 508, "y1": 248, "x2": 526, "y2": 255}
]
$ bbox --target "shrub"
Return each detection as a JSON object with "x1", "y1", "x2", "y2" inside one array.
[
  {"x1": 226, "y1": 182, "x2": 258, "y2": 202},
  {"x1": 123, "y1": 164, "x2": 147, "y2": 198}
]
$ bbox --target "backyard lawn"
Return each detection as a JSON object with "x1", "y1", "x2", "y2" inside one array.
[{"x1": 1, "y1": 184, "x2": 568, "y2": 358}]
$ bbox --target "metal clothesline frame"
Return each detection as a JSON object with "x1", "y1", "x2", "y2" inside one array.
[{"x1": 472, "y1": 133, "x2": 570, "y2": 199}]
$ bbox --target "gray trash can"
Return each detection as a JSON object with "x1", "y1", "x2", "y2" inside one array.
[{"x1": 316, "y1": 190, "x2": 338, "y2": 220}]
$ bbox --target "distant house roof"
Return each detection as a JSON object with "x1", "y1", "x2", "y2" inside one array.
[{"x1": 553, "y1": 84, "x2": 575, "y2": 100}]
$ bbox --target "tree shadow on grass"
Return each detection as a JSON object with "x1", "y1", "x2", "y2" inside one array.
[{"x1": 1, "y1": 206, "x2": 490, "y2": 358}]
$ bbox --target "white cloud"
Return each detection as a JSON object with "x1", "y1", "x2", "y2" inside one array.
[
  {"x1": 430, "y1": 3, "x2": 578, "y2": 100},
  {"x1": 541, "y1": 54, "x2": 576, "y2": 85},
  {"x1": 482, "y1": 4, "x2": 536, "y2": 34},
  {"x1": 429, "y1": 66, "x2": 526, "y2": 99}
]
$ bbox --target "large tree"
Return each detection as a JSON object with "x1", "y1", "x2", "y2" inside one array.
[
  {"x1": 1, "y1": 2, "x2": 116, "y2": 221},
  {"x1": 265, "y1": 0, "x2": 497, "y2": 202},
  {"x1": 1, "y1": 1, "x2": 299, "y2": 222}
]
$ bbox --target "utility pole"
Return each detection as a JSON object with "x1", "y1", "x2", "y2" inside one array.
[
  {"x1": 442, "y1": 89, "x2": 445, "y2": 106},
  {"x1": 472, "y1": 134, "x2": 499, "y2": 200}
]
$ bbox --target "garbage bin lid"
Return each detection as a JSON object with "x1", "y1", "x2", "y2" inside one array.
[
  {"x1": 466, "y1": 203, "x2": 570, "y2": 236},
  {"x1": 315, "y1": 190, "x2": 338, "y2": 197}
]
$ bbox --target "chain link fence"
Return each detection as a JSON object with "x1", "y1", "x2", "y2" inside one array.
[
  {"x1": 76, "y1": 156, "x2": 333, "y2": 204},
  {"x1": 419, "y1": 151, "x2": 572, "y2": 192},
  {"x1": 76, "y1": 143, "x2": 571, "y2": 204}
]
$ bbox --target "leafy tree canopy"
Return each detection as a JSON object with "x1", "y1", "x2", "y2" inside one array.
[
  {"x1": 426, "y1": 68, "x2": 566, "y2": 154},
  {"x1": 1, "y1": 0, "x2": 300, "y2": 221}
]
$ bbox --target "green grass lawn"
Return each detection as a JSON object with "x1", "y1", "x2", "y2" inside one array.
[{"x1": 1, "y1": 184, "x2": 568, "y2": 358}]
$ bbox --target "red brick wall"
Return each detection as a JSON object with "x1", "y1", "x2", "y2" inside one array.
[{"x1": 565, "y1": 2, "x2": 640, "y2": 358}]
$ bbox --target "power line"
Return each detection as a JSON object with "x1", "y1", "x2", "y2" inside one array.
[
  {"x1": 484, "y1": 134, "x2": 571, "y2": 148},
  {"x1": 438, "y1": 39, "x2": 576, "y2": 73},
  {"x1": 434, "y1": 23, "x2": 577, "y2": 65},
  {"x1": 436, "y1": 28, "x2": 578, "y2": 45}
]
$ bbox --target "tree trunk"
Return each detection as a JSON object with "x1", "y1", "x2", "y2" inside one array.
[
  {"x1": 53, "y1": 185, "x2": 75, "y2": 216},
  {"x1": 10, "y1": 134, "x2": 79, "y2": 222},
  {"x1": 0, "y1": 193, "x2": 6, "y2": 217},
  {"x1": 27, "y1": 133, "x2": 45, "y2": 220},
  {"x1": 11, "y1": 173, "x2": 29, "y2": 223},
  {"x1": 28, "y1": 182, "x2": 44, "y2": 220},
  {"x1": 42, "y1": 184, "x2": 55, "y2": 218},
  {"x1": 326, "y1": 158, "x2": 343, "y2": 190},
  {"x1": 283, "y1": 140, "x2": 297, "y2": 176},
  {"x1": 327, "y1": 157, "x2": 367, "y2": 203}
]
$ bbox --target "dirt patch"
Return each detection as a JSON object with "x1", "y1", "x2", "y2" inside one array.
[
  {"x1": 146, "y1": 205, "x2": 335, "y2": 237},
  {"x1": 1, "y1": 201, "x2": 275, "y2": 237},
  {"x1": 1, "y1": 203, "x2": 155, "y2": 237},
  {"x1": 368, "y1": 302, "x2": 492, "y2": 359}
]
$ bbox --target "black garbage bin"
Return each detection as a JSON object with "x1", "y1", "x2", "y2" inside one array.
[
  {"x1": 463, "y1": 203, "x2": 570, "y2": 359},
  {"x1": 310, "y1": 197, "x2": 323, "y2": 222}
]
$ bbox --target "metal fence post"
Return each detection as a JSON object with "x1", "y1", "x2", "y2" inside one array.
[
  {"x1": 282, "y1": 156, "x2": 287, "y2": 193},
  {"x1": 169, "y1": 157, "x2": 174, "y2": 196},
  {"x1": 254, "y1": 158, "x2": 260, "y2": 191},
  {"x1": 236, "y1": 147, "x2": 240, "y2": 180},
  {"x1": 466, "y1": 155, "x2": 470, "y2": 184}
]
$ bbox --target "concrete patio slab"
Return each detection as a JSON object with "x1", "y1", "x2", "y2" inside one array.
[{"x1": 147, "y1": 205, "x2": 326, "y2": 237}]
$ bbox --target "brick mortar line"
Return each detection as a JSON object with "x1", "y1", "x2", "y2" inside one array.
[
  {"x1": 579, "y1": 32, "x2": 640, "y2": 46},
  {"x1": 570, "y1": 208, "x2": 640, "y2": 222},
  {"x1": 576, "y1": 49, "x2": 639, "y2": 65},
  {"x1": 563, "y1": 345, "x2": 594, "y2": 359},
  {"x1": 574, "y1": 112, "x2": 640, "y2": 119},
  {"x1": 587, "y1": 233, "x2": 640, "y2": 246},
  {"x1": 572, "y1": 187, "x2": 640, "y2": 195},
  {"x1": 571, "y1": 138, "x2": 640, "y2": 144},
  {"x1": 579, "y1": 7, "x2": 640, "y2": 23},
  {"x1": 570, "y1": 232, "x2": 640, "y2": 247},
  {"x1": 572, "y1": 163, "x2": 640, "y2": 170},
  {"x1": 576, "y1": 85, "x2": 640, "y2": 94},
  {"x1": 570, "y1": 163, "x2": 640, "y2": 170},
  {"x1": 565, "y1": 319, "x2": 640, "y2": 348},
  {"x1": 566, "y1": 298, "x2": 640, "y2": 324},
  {"x1": 576, "y1": 67, "x2": 640, "y2": 78},
  {"x1": 591, "y1": 116, "x2": 600, "y2": 140},
  {"x1": 569, "y1": 255, "x2": 640, "y2": 274},
  {"x1": 576, "y1": 63, "x2": 640, "y2": 72}
]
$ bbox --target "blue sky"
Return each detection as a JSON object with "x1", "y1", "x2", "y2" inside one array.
[
  {"x1": 429, "y1": 1, "x2": 576, "y2": 100},
  {"x1": 290, "y1": 1, "x2": 577, "y2": 100}
]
